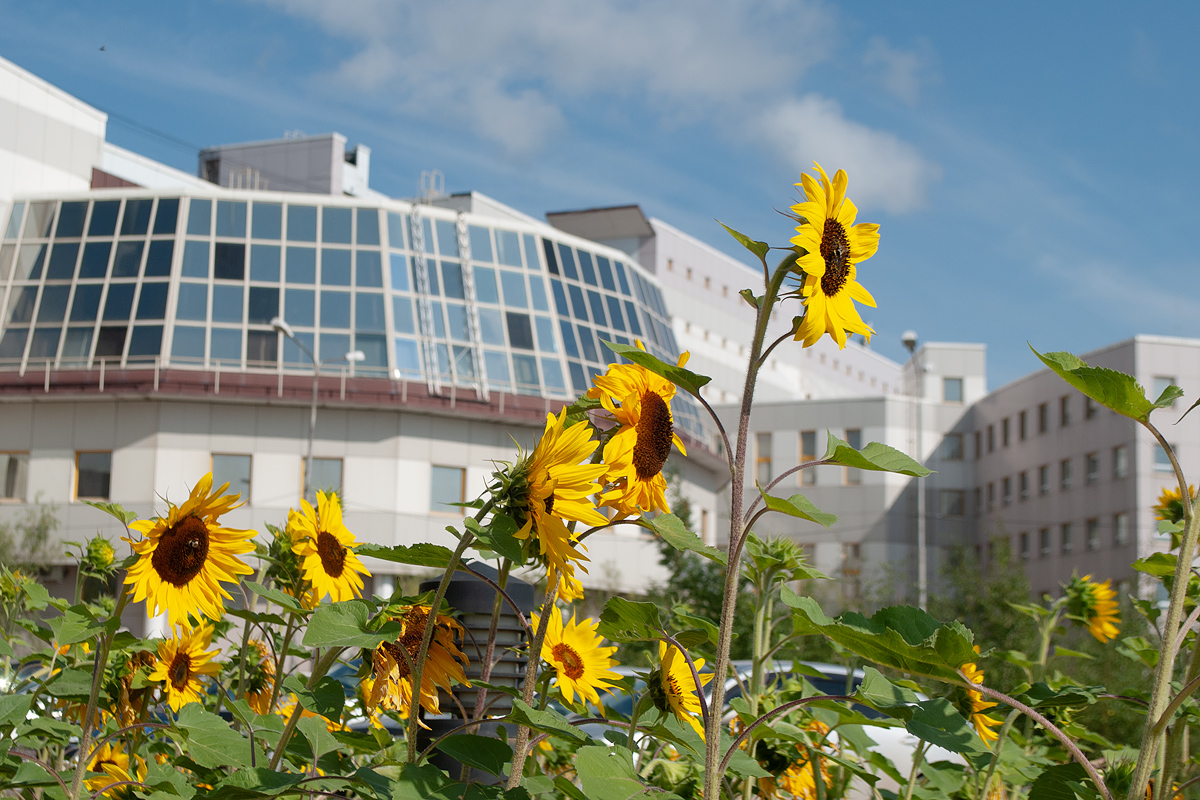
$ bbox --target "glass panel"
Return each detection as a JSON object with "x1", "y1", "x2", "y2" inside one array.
[
  {"x1": 16, "y1": 244, "x2": 46, "y2": 280},
  {"x1": 127, "y1": 325, "x2": 163, "y2": 357},
  {"x1": 426, "y1": 301, "x2": 446, "y2": 338},
  {"x1": 421, "y1": 260, "x2": 440, "y2": 295},
  {"x1": 506, "y1": 312, "x2": 534, "y2": 350},
  {"x1": 1, "y1": 454, "x2": 28, "y2": 501},
  {"x1": 213, "y1": 243, "x2": 245, "y2": 280},
  {"x1": 429, "y1": 464, "x2": 465, "y2": 514},
  {"x1": 211, "y1": 285, "x2": 243, "y2": 323},
  {"x1": 575, "y1": 324, "x2": 598, "y2": 362},
  {"x1": 606, "y1": 295, "x2": 626, "y2": 330},
  {"x1": 78, "y1": 242, "x2": 111, "y2": 279},
  {"x1": 355, "y1": 333, "x2": 387, "y2": 367},
  {"x1": 558, "y1": 320, "x2": 579, "y2": 358},
  {"x1": 4, "y1": 202, "x2": 24, "y2": 239},
  {"x1": 252, "y1": 202, "x2": 282, "y2": 239},
  {"x1": 210, "y1": 328, "x2": 242, "y2": 362},
  {"x1": 0, "y1": 328, "x2": 27, "y2": 359},
  {"x1": 568, "y1": 284, "x2": 589, "y2": 320},
  {"x1": 70, "y1": 284, "x2": 102, "y2": 321},
  {"x1": 76, "y1": 452, "x2": 112, "y2": 499},
  {"x1": 46, "y1": 243, "x2": 79, "y2": 280},
  {"x1": 535, "y1": 316, "x2": 556, "y2": 353},
  {"x1": 394, "y1": 338, "x2": 421, "y2": 376},
  {"x1": 474, "y1": 267, "x2": 498, "y2": 303},
  {"x1": 182, "y1": 241, "x2": 209, "y2": 278},
  {"x1": 320, "y1": 291, "x2": 351, "y2": 328},
  {"x1": 283, "y1": 331, "x2": 314, "y2": 365},
  {"x1": 512, "y1": 354, "x2": 539, "y2": 392},
  {"x1": 422, "y1": 218, "x2": 435, "y2": 253},
  {"x1": 578, "y1": 251, "x2": 597, "y2": 285},
  {"x1": 89, "y1": 201, "x2": 119, "y2": 236},
  {"x1": 8, "y1": 287, "x2": 37, "y2": 323},
  {"x1": 24, "y1": 202, "x2": 54, "y2": 238},
  {"x1": 322, "y1": 207, "x2": 352, "y2": 244},
  {"x1": 61, "y1": 327, "x2": 92, "y2": 364},
  {"x1": 286, "y1": 246, "x2": 316, "y2": 283},
  {"x1": 153, "y1": 198, "x2": 178, "y2": 235},
  {"x1": 28, "y1": 328, "x2": 59, "y2": 359},
  {"x1": 187, "y1": 199, "x2": 212, "y2": 236},
  {"x1": 176, "y1": 283, "x2": 208, "y2": 321},
  {"x1": 103, "y1": 284, "x2": 135, "y2": 320},
  {"x1": 495, "y1": 230, "x2": 520, "y2": 266},
  {"x1": 319, "y1": 332, "x2": 350, "y2": 362},
  {"x1": 94, "y1": 326, "x2": 126, "y2": 357},
  {"x1": 435, "y1": 220, "x2": 458, "y2": 256},
  {"x1": 250, "y1": 244, "x2": 280, "y2": 281},
  {"x1": 587, "y1": 290, "x2": 608, "y2": 327},
  {"x1": 541, "y1": 358, "x2": 565, "y2": 392},
  {"x1": 446, "y1": 303, "x2": 470, "y2": 342},
  {"x1": 215, "y1": 201, "x2": 247, "y2": 238},
  {"x1": 614, "y1": 261, "x2": 631, "y2": 295},
  {"x1": 469, "y1": 226, "x2": 493, "y2": 262},
  {"x1": 247, "y1": 287, "x2": 279, "y2": 324},
  {"x1": 0, "y1": 244, "x2": 14, "y2": 280},
  {"x1": 528, "y1": 276, "x2": 549, "y2": 311},
  {"x1": 212, "y1": 455, "x2": 252, "y2": 497},
  {"x1": 112, "y1": 241, "x2": 144, "y2": 277},
  {"x1": 356, "y1": 250, "x2": 382, "y2": 287},
  {"x1": 392, "y1": 296, "x2": 414, "y2": 334},
  {"x1": 551, "y1": 279, "x2": 569, "y2": 314},
  {"x1": 453, "y1": 345, "x2": 475, "y2": 378},
  {"x1": 541, "y1": 238, "x2": 559, "y2": 274},
  {"x1": 144, "y1": 240, "x2": 173, "y2": 277},
  {"x1": 55, "y1": 202, "x2": 87, "y2": 238},
  {"x1": 478, "y1": 308, "x2": 504, "y2": 345},
  {"x1": 246, "y1": 330, "x2": 277, "y2": 364},
  {"x1": 357, "y1": 208, "x2": 380, "y2": 245},
  {"x1": 121, "y1": 200, "x2": 152, "y2": 235},
  {"x1": 523, "y1": 234, "x2": 539, "y2": 270},
  {"x1": 356, "y1": 292, "x2": 386, "y2": 332},
  {"x1": 287, "y1": 205, "x2": 317, "y2": 241},
  {"x1": 568, "y1": 361, "x2": 587, "y2": 394},
  {"x1": 557, "y1": 244, "x2": 577, "y2": 279},
  {"x1": 284, "y1": 288, "x2": 314, "y2": 327},
  {"x1": 136, "y1": 284, "x2": 168, "y2": 320},
  {"x1": 321, "y1": 249, "x2": 351, "y2": 285},
  {"x1": 484, "y1": 350, "x2": 510, "y2": 386},
  {"x1": 389, "y1": 253, "x2": 409, "y2": 291},
  {"x1": 596, "y1": 256, "x2": 616, "y2": 291},
  {"x1": 386, "y1": 212, "x2": 407, "y2": 250},
  {"x1": 441, "y1": 261, "x2": 464, "y2": 299},
  {"x1": 500, "y1": 271, "x2": 527, "y2": 308},
  {"x1": 623, "y1": 300, "x2": 642, "y2": 336}
]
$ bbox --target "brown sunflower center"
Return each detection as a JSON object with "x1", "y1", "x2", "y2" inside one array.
[
  {"x1": 633, "y1": 391, "x2": 673, "y2": 480},
  {"x1": 168, "y1": 651, "x2": 192, "y2": 690},
  {"x1": 543, "y1": 494, "x2": 555, "y2": 517},
  {"x1": 151, "y1": 515, "x2": 210, "y2": 587},
  {"x1": 551, "y1": 643, "x2": 585, "y2": 680},
  {"x1": 316, "y1": 530, "x2": 347, "y2": 578},
  {"x1": 93, "y1": 757, "x2": 119, "y2": 772},
  {"x1": 382, "y1": 607, "x2": 432, "y2": 680},
  {"x1": 819, "y1": 218, "x2": 851, "y2": 297}
]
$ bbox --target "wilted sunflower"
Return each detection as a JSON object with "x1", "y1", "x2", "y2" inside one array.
[
  {"x1": 653, "y1": 641, "x2": 713, "y2": 738},
  {"x1": 241, "y1": 639, "x2": 276, "y2": 714},
  {"x1": 960, "y1": 657, "x2": 1001, "y2": 745},
  {"x1": 1154, "y1": 485, "x2": 1196, "y2": 524},
  {"x1": 367, "y1": 605, "x2": 470, "y2": 722},
  {"x1": 1066, "y1": 574, "x2": 1121, "y2": 643},
  {"x1": 147, "y1": 622, "x2": 221, "y2": 712},
  {"x1": 289, "y1": 491, "x2": 371, "y2": 604},
  {"x1": 85, "y1": 741, "x2": 146, "y2": 797},
  {"x1": 588, "y1": 342, "x2": 688, "y2": 516},
  {"x1": 532, "y1": 609, "x2": 621, "y2": 707},
  {"x1": 789, "y1": 163, "x2": 880, "y2": 349},
  {"x1": 124, "y1": 473, "x2": 256, "y2": 626},
  {"x1": 504, "y1": 409, "x2": 608, "y2": 601}
]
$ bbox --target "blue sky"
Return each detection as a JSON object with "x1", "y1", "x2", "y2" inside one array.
[{"x1": 2, "y1": 1, "x2": 1196, "y2": 388}]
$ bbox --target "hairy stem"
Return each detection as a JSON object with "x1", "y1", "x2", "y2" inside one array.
[
  {"x1": 505, "y1": 580, "x2": 557, "y2": 789},
  {"x1": 267, "y1": 645, "x2": 344, "y2": 770}
]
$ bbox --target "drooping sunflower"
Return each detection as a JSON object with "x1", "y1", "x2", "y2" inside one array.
[
  {"x1": 1065, "y1": 573, "x2": 1121, "y2": 643},
  {"x1": 367, "y1": 604, "x2": 470, "y2": 722},
  {"x1": 1154, "y1": 485, "x2": 1196, "y2": 524},
  {"x1": 124, "y1": 473, "x2": 256, "y2": 626},
  {"x1": 505, "y1": 409, "x2": 609, "y2": 601},
  {"x1": 289, "y1": 491, "x2": 371, "y2": 604},
  {"x1": 532, "y1": 609, "x2": 621, "y2": 707},
  {"x1": 789, "y1": 163, "x2": 880, "y2": 349},
  {"x1": 147, "y1": 622, "x2": 221, "y2": 712},
  {"x1": 588, "y1": 342, "x2": 688, "y2": 516},
  {"x1": 242, "y1": 639, "x2": 276, "y2": 715},
  {"x1": 960, "y1": 657, "x2": 1001, "y2": 745},
  {"x1": 654, "y1": 641, "x2": 713, "y2": 738},
  {"x1": 85, "y1": 741, "x2": 146, "y2": 797}
]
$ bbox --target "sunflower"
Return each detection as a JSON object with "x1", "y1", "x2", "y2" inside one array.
[
  {"x1": 367, "y1": 605, "x2": 470, "y2": 722},
  {"x1": 85, "y1": 741, "x2": 146, "y2": 797},
  {"x1": 588, "y1": 342, "x2": 688, "y2": 516},
  {"x1": 288, "y1": 491, "x2": 370, "y2": 605},
  {"x1": 789, "y1": 163, "x2": 880, "y2": 349},
  {"x1": 242, "y1": 639, "x2": 276, "y2": 715},
  {"x1": 532, "y1": 609, "x2": 621, "y2": 707},
  {"x1": 1154, "y1": 485, "x2": 1196, "y2": 524},
  {"x1": 124, "y1": 473, "x2": 256, "y2": 626},
  {"x1": 960, "y1": 657, "x2": 1001, "y2": 745},
  {"x1": 749, "y1": 720, "x2": 833, "y2": 800},
  {"x1": 147, "y1": 622, "x2": 221, "y2": 712},
  {"x1": 1065, "y1": 574, "x2": 1121, "y2": 643},
  {"x1": 505, "y1": 409, "x2": 608, "y2": 601},
  {"x1": 654, "y1": 641, "x2": 713, "y2": 738}
]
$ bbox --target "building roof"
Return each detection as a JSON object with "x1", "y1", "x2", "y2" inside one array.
[{"x1": 546, "y1": 205, "x2": 654, "y2": 241}]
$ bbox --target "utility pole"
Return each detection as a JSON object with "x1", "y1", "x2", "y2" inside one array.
[{"x1": 902, "y1": 330, "x2": 927, "y2": 610}]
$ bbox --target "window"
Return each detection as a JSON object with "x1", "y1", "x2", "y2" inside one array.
[
  {"x1": 1086, "y1": 452, "x2": 1100, "y2": 484},
  {"x1": 987, "y1": 482, "x2": 995, "y2": 510},
  {"x1": 987, "y1": 425, "x2": 994, "y2": 453},
  {"x1": 76, "y1": 451, "x2": 112, "y2": 500},
  {"x1": 430, "y1": 465, "x2": 466, "y2": 514},
  {"x1": 1039, "y1": 465, "x2": 1050, "y2": 495},
  {"x1": 1061, "y1": 523, "x2": 1073, "y2": 553},
  {"x1": 844, "y1": 429, "x2": 862, "y2": 485},
  {"x1": 1019, "y1": 532, "x2": 1030, "y2": 561},
  {"x1": 1039, "y1": 528, "x2": 1051, "y2": 557},
  {"x1": 1002, "y1": 477, "x2": 1012, "y2": 505},
  {"x1": 939, "y1": 490, "x2": 965, "y2": 517},
  {"x1": 1060, "y1": 459, "x2": 1072, "y2": 490},
  {"x1": 942, "y1": 433, "x2": 963, "y2": 461},
  {"x1": 304, "y1": 457, "x2": 343, "y2": 503},
  {"x1": 212, "y1": 454, "x2": 251, "y2": 500},
  {"x1": 1153, "y1": 376, "x2": 1177, "y2": 406},
  {"x1": 1085, "y1": 397, "x2": 1097, "y2": 419},
  {"x1": 1060, "y1": 395, "x2": 1070, "y2": 427},
  {"x1": 799, "y1": 430, "x2": 817, "y2": 486},
  {"x1": 1038, "y1": 403, "x2": 1048, "y2": 434},
  {"x1": 1019, "y1": 410, "x2": 1027, "y2": 441},
  {"x1": 1115, "y1": 512, "x2": 1129, "y2": 546},
  {"x1": 974, "y1": 431, "x2": 982, "y2": 460},
  {"x1": 1086, "y1": 518, "x2": 1101, "y2": 550},
  {"x1": 755, "y1": 433, "x2": 772, "y2": 485},
  {"x1": 1002, "y1": 418, "x2": 1010, "y2": 447},
  {"x1": 973, "y1": 487, "x2": 982, "y2": 516},
  {"x1": 1019, "y1": 471, "x2": 1029, "y2": 500},
  {"x1": 1156, "y1": 444, "x2": 1175, "y2": 472},
  {"x1": 1, "y1": 452, "x2": 28, "y2": 500},
  {"x1": 943, "y1": 377, "x2": 963, "y2": 403},
  {"x1": 1103, "y1": 446, "x2": 1126, "y2": 482}
]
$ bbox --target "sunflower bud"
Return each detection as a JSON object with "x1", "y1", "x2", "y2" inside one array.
[{"x1": 85, "y1": 535, "x2": 115, "y2": 572}]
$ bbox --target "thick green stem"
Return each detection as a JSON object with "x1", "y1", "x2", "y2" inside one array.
[
  {"x1": 902, "y1": 740, "x2": 927, "y2": 800},
  {"x1": 979, "y1": 710, "x2": 1020, "y2": 800},
  {"x1": 505, "y1": 580, "x2": 557, "y2": 789},
  {"x1": 267, "y1": 645, "x2": 344, "y2": 770}
]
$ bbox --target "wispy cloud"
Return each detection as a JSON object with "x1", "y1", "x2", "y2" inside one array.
[{"x1": 862, "y1": 36, "x2": 935, "y2": 106}]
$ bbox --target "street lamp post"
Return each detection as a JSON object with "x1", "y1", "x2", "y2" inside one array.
[
  {"x1": 902, "y1": 330, "x2": 927, "y2": 611},
  {"x1": 272, "y1": 316, "x2": 364, "y2": 502}
]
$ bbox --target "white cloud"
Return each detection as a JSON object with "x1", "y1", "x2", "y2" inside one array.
[
  {"x1": 758, "y1": 94, "x2": 939, "y2": 213},
  {"x1": 862, "y1": 36, "x2": 929, "y2": 106}
]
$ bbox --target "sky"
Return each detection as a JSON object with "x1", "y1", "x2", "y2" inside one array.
[{"x1": 2, "y1": 1, "x2": 1197, "y2": 389}]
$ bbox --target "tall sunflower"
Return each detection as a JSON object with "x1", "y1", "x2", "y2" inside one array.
[
  {"x1": 367, "y1": 605, "x2": 470, "y2": 722},
  {"x1": 147, "y1": 622, "x2": 221, "y2": 712},
  {"x1": 289, "y1": 491, "x2": 371, "y2": 604},
  {"x1": 654, "y1": 641, "x2": 713, "y2": 738},
  {"x1": 790, "y1": 163, "x2": 880, "y2": 349},
  {"x1": 85, "y1": 741, "x2": 146, "y2": 797},
  {"x1": 588, "y1": 342, "x2": 688, "y2": 516},
  {"x1": 532, "y1": 609, "x2": 621, "y2": 707},
  {"x1": 1066, "y1": 574, "x2": 1121, "y2": 643},
  {"x1": 124, "y1": 473, "x2": 256, "y2": 626},
  {"x1": 505, "y1": 409, "x2": 608, "y2": 601},
  {"x1": 960, "y1": 657, "x2": 1001, "y2": 745}
]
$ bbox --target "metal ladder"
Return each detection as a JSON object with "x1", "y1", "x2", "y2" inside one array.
[
  {"x1": 408, "y1": 211, "x2": 442, "y2": 395},
  {"x1": 455, "y1": 212, "x2": 488, "y2": 402}
]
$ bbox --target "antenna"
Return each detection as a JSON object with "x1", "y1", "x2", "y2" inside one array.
[{"x1": 419, "y1": 170, "x2": 445, "y2": 202}]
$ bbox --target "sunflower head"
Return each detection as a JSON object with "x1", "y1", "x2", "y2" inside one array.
[
  {"x1": 651, "y1": 641, "x2": 713, "y2": 739},
  {"x1": 955, "y1": 655, "x2": 1001, "y2": 745},
  {"x1": 1154, "y1": 485, "x2": 1196, "y2": 525},
  {"x1": 235, "y1": 639, "x2": 276, "y2": 714},
  {"x1": 366, "y1": 604, "x2": 470, "y2": 721},
  {"x1": 533, "y1": 609, "x2": 621, "y2": 708},
  {"x1": 1065, "y1": 573, "x2": 1121, "y2": 643},
  {"x1": 85, "y1": 741, "x2": 146, "y2": 798},
  {"x1": 289, "y1": 491, "x2": 371, "y2": 605},
  {"x1": 147, "y1": 621, "x2": 222, "y2": 712}
]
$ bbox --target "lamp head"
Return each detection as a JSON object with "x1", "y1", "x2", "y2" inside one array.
[
  {"x1": 344, "y1": 350, "x2": 366, "y2": 363},
  {"x1": 901, "y1": 330, "x2": 918, "y2": 354},
  {"x1": 271, "y1": 317, "x2": 295, "y2": 339}
]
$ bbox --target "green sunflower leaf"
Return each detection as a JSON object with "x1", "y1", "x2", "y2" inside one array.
[
  {"x1": 1132, "y1": 552, "x2": 1177, "y2": 576},
  {"x1": 174, "y1": 705, "x2": 253, "y2": 769},
  {"x1": 600, "y1": 340, "x2": 711, "y2": 396},
  {"x1": 283, "y1": 674, "x2": 346, "y2": 722},
  {"x1": 245, "y1": 581, "x2": 307, "y2": 614},
  {"x1": 464, "y1": 514, "x2": 524, "y2": 563},
  {"x1": 821, "y1": 432, "x2": 932, "y2": 477},
  {"x1": 643, "y1": 513, "x2": 726, "y2": 565},
  {"x1": 906, "y1": 698, "x2": 992, "y2": 762},
  {"x1": 596, "y1": 596, "x2": 664, "y2": 642},
  {"x1": 1031, "y1": 345, "x2": 1182, "y2": 422},
  {"x1": 208, "y1": 768, "x2": 306, "y2": 800},
  {"x1": 0, "y1": 694, "x2": 33, "y2": 729},
  {"x1": 296, "y1": 715, "x2": 341, "y2": 762},
  {"x1": 507, "y1": 699, "x2": 595, "y2": 745},
  {"x1": 393, "y1": 763, "x2": 456, "y2": 800},
  {"x1": 718, "y1": 221, "x2": 770, "y2": 261},
  {"x1": 302, "y1": 599, "x2": 402, "y2": 649},
  {"x1": 355, "y1": 542, "x2": 455, "y2": 569},
  {"x1": 1028, "y1": 762, "x2": 1090, "y2": 800},
  {"x1": 83, "y1": 500, "x2": 138, "y2": 526},
  {"x1": 756, "y1": 487, "x2": 838, "y2": 530},
  {"x1": 45, "y1": 604, "x2": 105, "y2": 646},
  {"x1": 435, "y1": 734, "x2": 513, "y2": 777},
  {"x1": 574, "y1": 745, "x2": 666, "y2": 800}
]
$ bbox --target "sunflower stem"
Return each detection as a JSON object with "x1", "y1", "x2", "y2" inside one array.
[
  {"x1": 978, "y1": 709, "x2": 1019, "y2": 800},
  {"x1": 901, "y1": 739, "x2": 927, "y2": 800},
  {"x1": 505, "y1": 579, "x2": 557, "y2": 789},
  {"x1": 267, "y1": 644, "x2": 344, "y2": 770},
  {"x1": 468, "y1": 558, "x2": 511, "y2": 723}
]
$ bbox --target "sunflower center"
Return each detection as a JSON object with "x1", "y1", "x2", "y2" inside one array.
[
  {"x1": 93, "y1": 758, "x2": 118, "y2": 771},
  {"x1": 543, "y1": 494, "x2": 555, "y2": 517},
  {"x1": 168, "y1": 652, "x2": 192, "y2": 691},
  {"x1": 316, "y1": 530, "x2": 347, "y2": 578},
  {"x1": 633, "y1": 391, "x2": 673, "y2": 480},
  {"x1": 551, "y1": 643, "x2": 585, "y2": 680},
  {"x1": 819, "y1": 218, "x2": 851, "y2": 297},
  {"x1": 151, "y1": 515, "x2": 210, "y2": 587},
  {"x1": 383, "y1": 607, "x2": 431, "y2": 680}
]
